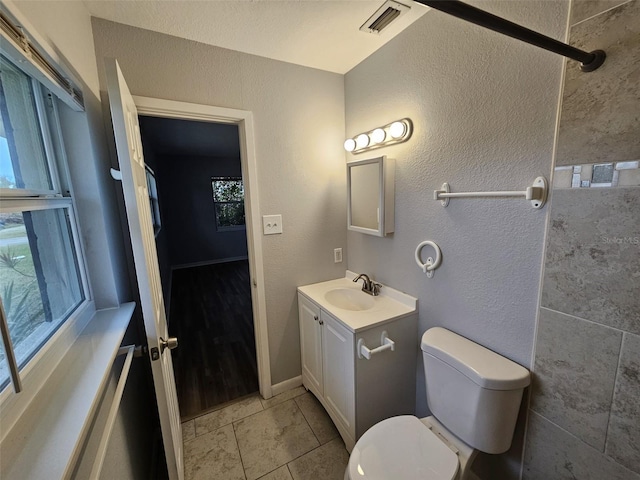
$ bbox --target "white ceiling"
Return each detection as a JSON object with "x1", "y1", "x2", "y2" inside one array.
[{"x1": 83, "y1": 0, "x2": 429, "y2": 74}]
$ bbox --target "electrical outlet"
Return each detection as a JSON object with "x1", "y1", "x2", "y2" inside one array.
[
  {"x1": 262, "y1": 215, "x2": 282, "y2": 235},
  {"x1": 334, "y1": 248, "x2": 343, "y2": 263}
]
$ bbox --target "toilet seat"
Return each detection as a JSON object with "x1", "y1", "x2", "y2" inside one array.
[{"x1": 347, "y1": 416, "x2": 459, "y2": 480}]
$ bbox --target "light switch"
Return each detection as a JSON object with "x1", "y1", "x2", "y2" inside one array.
[{"x1": 263, "y1": 215, "x2": 283, "y2": 235}]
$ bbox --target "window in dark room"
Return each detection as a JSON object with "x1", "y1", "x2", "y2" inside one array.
[{"x1": 211, "y1": 176, "x2": 245, "y2": 230}]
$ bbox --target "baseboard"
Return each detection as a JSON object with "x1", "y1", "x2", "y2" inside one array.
[
  {"x1": 171, "y1": 256, "x2": 248, "y2": 270},
  {"x1": 270, "y1": 375, "x2": 303, "y2": 397}
]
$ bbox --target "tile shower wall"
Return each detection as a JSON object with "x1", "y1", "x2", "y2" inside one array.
[{"x1": 523, "y1": 1, "x2": 640, "y2": 479}]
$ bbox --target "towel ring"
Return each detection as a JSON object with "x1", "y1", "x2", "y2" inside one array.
[{"x1": 415, "y1": 241, "x2": 442, "y2": 277}]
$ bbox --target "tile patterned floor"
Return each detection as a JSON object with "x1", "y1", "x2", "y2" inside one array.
[{"x1": 182, "y1": 387, "x2": 349, "y2": 480}]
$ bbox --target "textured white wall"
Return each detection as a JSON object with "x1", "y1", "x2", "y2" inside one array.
[
  {"x1": 345, "y1": 3, "x2": 567, "y2": 474},
  {"x1": 91, "y1": 18, "x2": 348, "y2": 384},
  {"x1": 347, "y1": 0, "x2": 566, "y2": 397}
]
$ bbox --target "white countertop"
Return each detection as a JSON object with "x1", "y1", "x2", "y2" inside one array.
[{"x1": 297, "y1": 271, "x2": 417, "y2": 333}]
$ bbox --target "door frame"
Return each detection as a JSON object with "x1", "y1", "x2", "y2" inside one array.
[{"x1": 133, "y1": 95, "x2": 272, "y2": 400}]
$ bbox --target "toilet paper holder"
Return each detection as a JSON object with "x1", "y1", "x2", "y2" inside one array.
[{"x1": 358, "y1": 331, "x2": 395, "y2": 360}]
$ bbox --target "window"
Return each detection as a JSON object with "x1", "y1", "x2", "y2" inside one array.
[
  {"x1": 0, "y1": 54, "x2": 87, "y2": 391},
  {"x1": 212, "y1": 176, "x2": 245, "y2": 230},
  {"x1": 0, "y1": 57, "x2": 53, "y2": 192}
]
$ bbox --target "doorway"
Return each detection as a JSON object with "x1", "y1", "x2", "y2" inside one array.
[{"x1": 134, "y1": 99, "x2": 271, "y2": 420}]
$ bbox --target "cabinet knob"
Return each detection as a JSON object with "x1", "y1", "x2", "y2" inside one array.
[
  {"x1": 319, "y1": 320, "x2": 324, "y2": 325},
  {"x1": 313, "y1": 315, "x2": 318, "y2": 321}
]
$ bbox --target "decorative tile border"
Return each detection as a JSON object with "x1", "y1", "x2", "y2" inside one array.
[{"x1": 553, "y1": 161, "x2": 640, "y2": 189}]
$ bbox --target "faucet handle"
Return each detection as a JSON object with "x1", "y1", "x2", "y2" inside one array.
[{"x1": 372, "y1": 282, "x2": 382, "y2": 295}]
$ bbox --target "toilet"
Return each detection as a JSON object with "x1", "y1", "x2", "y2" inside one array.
[{"x1": 345, "y1": 327, "x2": 530, "y2": 480}]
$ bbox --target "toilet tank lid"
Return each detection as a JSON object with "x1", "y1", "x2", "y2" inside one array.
[{"x1": 421, "y1": 327, "x2": 530, "y2": 390}]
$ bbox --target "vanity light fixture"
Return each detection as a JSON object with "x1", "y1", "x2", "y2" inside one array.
[
  {"x1": 344, "y1": 118, "x2": 412, "y2": 154},
  {"x1": 344, "y1": 138, "x2": 357, "y2": 152},
  {"x1": 371, "y1": 128, "x2": 386, "y2": 144},
  {"x1": 356, "y1": 133, "x2": 370, "y2": 150},
  {"x1": 389, "y1": 121, "x2": 407, "y2": 139}
]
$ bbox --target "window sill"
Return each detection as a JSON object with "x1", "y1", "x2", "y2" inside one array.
[
  {"x1": 216, "y1": 225, "x2": 246, "y2": 232},
  {"x1": 0, "y1": 302, "x2": 135, "y2": 479}
]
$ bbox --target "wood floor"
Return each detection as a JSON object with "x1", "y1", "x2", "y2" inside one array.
[{"x1": 169, "y1": 260, "x2": 258, "y2": 421}]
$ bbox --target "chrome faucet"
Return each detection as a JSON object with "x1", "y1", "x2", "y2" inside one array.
[{"x1": 353, "y1": 273, "x2": 382, "y2": 296}]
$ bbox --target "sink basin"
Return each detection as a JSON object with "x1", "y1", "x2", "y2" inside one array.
[{"x1": 324, "y1": 288, "x2": 375, "y2": 311}]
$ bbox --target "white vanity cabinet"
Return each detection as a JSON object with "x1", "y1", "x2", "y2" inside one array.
[
  {"x1": 297, "y1": 274, "x2": 418, "y2": 452},
  {"x1": 299, "y1": 297, "x2": 356, "y2": 435},
  {"x1": 299, "y1": 297, "x2": 324, "y2": 396},
  {"x1": 321, "y1": 312, "x2": 356, "y2": 433}
]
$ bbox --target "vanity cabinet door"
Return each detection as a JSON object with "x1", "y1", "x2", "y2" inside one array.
[
  {"x1": 298, "y1": 294, "x2": 323, "y2": 396},
  {"x1": 321, "y1": 311, "x2": 355, "y2": 435}
]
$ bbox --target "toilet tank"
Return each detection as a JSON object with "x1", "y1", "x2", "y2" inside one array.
[{"x1": 421, "y1": 327, "x2": 530, "y2": 454}]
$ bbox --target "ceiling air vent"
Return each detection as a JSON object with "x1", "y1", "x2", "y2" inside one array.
[{"x1": 360, "y1": 0, "x2": 411, "y2": 34}]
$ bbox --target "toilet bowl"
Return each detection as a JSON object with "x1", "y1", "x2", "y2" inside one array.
[
  {"x1": 345, "y1": 327, "x2": 530, "y2": 480},
  {"x1": 345, "y1": 415, "x2": 480, "y2": 480}
]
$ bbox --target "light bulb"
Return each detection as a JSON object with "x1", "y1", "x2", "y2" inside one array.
[
  {"x1": 389, "y1": 121, "x2": 406, "y2": 139},
  {"x1": 370, "y1": 128, "x2": 386, "y2": 144},
  {"x1": 344, "y1": 138, "x2": 356, "y2": 152},
  {"x1": 355, "y1": 133, "x2": 370, "y2": 150}
]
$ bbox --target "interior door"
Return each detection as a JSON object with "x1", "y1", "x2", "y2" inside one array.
[{"x1": 105, "y1": 59, "x2": 183, "y2": 480}]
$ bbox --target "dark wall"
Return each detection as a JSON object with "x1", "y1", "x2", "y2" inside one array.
[
  {"x1": 156, "y1": 154, "x2": 248, "y2": 268},
  {"x1": 139, "y1": 116, "x2": 248, "y2": 310}
]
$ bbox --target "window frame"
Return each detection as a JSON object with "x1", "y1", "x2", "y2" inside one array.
[
  {"x1": 0, "y1": 64, "x2": 60, "y2": 197},
  {"x1": 0, "y1": 63, "x2": 91, "y2": 395},
  {"x1": 211, "y1": 175, "x2": 246, "y2": 232}
]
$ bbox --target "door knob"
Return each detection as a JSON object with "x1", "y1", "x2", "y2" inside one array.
[{"x1": 160, "y1": 336, "x2": 178, "y2": 353}]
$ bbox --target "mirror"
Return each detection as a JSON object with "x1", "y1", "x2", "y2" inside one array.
[{"x1": 347, "y1": 156, "x2": 395, "y2": 237}]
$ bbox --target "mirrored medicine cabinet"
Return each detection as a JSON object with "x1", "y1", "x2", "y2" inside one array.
[{"x1": 347, "y1": 156, "x2": 395, "y2": 237}]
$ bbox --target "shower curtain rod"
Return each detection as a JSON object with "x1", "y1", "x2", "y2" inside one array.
[{"x1": 413, "y1": 0, "x2": 606, "y2": 72}]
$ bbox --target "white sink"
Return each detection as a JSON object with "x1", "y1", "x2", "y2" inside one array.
[
  {"x1": 324, "y1": 288, "x2": 375, "y2": 311},
  {"x1": 298, "y1": 273, "x2": 417, "y2": 332}
]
